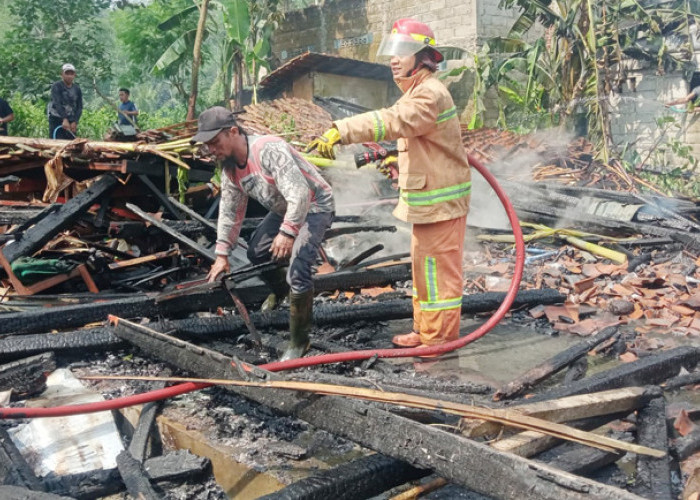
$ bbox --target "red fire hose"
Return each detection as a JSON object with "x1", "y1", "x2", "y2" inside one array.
[{"x1": 0, "y1": 153, "x2": 524, "y2": 419}]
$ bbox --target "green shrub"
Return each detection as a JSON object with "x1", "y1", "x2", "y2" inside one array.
[{"x1": 8, "y1": 94, "x2": 47, "y2": 138}]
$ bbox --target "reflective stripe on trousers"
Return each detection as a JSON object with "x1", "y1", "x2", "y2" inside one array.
[{"x1": 411, "y1": 215, "x2": 466, "y2": 345}]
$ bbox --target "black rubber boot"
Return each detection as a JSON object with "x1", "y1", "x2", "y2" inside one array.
[
  {"x1": 280, "y1": 289, "x2": 313, "y2": 361},
  {"x1": 260, "y1": 267, "x2": 289, "y2": 312}
]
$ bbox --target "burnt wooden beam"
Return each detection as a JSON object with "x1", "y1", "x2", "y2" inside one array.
[
  {"x1": 0, "y1": 328, "x2": 122, "y2": 363},
  {"x1": 137, "y1": 175, "x2": 184, "y2": 220},
  {"x1": 128, "y1": 383, "x2": 166, "y2": 463},
  {"x1": 0, "y1": 265, "x2": 413, "y2": 335},
  {"x1": 662, "y1": 370, "x2": 700, "y2": 391},
  {"x1": 126, "y1": 203, "x2": 215, "y2": 261},
  {"x1": 0, "y1": 207, "x2": 48, "y2": 226},
  {"x1": 536, "y1": 434, "x2": 630, "y2": 476},
  {"x1": 166, "y1": 196, "x2": 217, "y2": 236},
  {"x1": 0, "y1": 352, "x2": 56, "y2": 397},
  {"x1": 111, "y1": 320, "x2": 645, "y2": 500},
  {"x1": 526, "y1": 347, "x2": 700, "y2": 403},
  {"x1": 6, "y1": 204, "x2": 60, "y2": 236},
  {"x1": 0, "y1": 486, "x2": 71, "y2": 499},
  {"x1": 0, "y1": 426, "x2": 45, "y2": 491},
  {"x1": 672, "y1": 425, "x2": 700, "y2": 462},
  {"x1": 463, "y1": 387, "x2": 648, "y2": 440},
  {"x1": 258, "y1": 453, "x2": 430, "y2": 500},
  {"x1": 494, "y1": 326, "x2": 619, "y2": 401},
  {"x1": 1, "y1": 175, "x2": 118, "y2": 264},
  {"x1": 43, "y1": 450, "x2": 209, "y2": 499},
  {"x1": 116, "y1": 450, "x2": 160, "y2": 500},
  {"x1": 0, "y1": 288, "x2": 563, "y2": 363},
  {"x1": 632, "y1": 395, "x2": 672, "y2": 500},
  {"x1": 108, "y1": 220, "x2": 207, "y2": 239},
  {"x1": 0, "y1": 175, "x2": 20, "y2": 186}
]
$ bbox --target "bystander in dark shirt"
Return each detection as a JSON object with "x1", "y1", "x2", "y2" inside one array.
[
  {"x1": 0, "y1": 98, "x2": 13, "y2": 136},
  {"x1": 48, "y1": 81, "x2": 83, "y2": 124}
]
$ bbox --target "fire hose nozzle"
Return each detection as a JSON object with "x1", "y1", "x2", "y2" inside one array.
[{"x1": 355, "y1": 148, "x2": 388, "y2": 168}]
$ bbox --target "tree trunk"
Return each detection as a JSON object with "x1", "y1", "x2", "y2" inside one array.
[
  {"x1": 186, "y1": 0, "x2": 210, "y2": 121},
  {"x1": 232, "y1": 52, "x2": 244, "y2": 112}
]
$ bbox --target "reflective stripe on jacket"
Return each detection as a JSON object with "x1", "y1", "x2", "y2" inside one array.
[{"x1": 335, "y1": 68, "x2": 470, "y2": 224}]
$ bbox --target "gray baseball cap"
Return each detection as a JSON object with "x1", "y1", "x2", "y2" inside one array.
[{"x1": 190, "y1": 106, "x2": 238, "y2": 144}]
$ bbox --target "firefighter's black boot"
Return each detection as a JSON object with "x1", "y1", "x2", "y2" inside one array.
[
  {"x1": 280, "y1": 289, "x2": 313, "y2": 361},
  {"x1": 260, "y1": 267, "x2": 289, "y2": 312}
]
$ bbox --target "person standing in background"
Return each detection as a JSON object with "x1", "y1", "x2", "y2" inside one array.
[
  {"x1": 48, "y1": 64, "x2": 82, "y2": 139},
  {"x1": 117, "y1": 88, "x2": 139, "y2": 127},
  {"x1": 0, "y1": 97, "x2": 14, "y2": 136}
]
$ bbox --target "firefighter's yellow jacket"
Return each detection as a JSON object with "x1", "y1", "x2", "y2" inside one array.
[{"x1": 335, "y1": 68, "x2": 470, "y2": 224}]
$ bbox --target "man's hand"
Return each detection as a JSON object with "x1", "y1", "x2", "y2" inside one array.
[
  {"x1": 62, "y1": 118, "x2": 70, "y2": 130},
  {"x1": 207, "y1": 255, "x2": 230, "y2": 283},
  {"x1": 70, "y1": 122, "x2": 77, "y2": 134},
  {"x1": 270, "y1": 233, "x2": 294, "y2": 261},
  {"x1": 305, "y1": 127, "x2": 341, "y2": 159}
]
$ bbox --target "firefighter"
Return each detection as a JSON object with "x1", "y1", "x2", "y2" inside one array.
[{"x1": 307, "y1": 19, "x2": 471, "y2": 352}]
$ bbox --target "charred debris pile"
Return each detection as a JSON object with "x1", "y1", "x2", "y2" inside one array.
[{"x1": 0, "y1": 105, "x2": 700, "y2": 499}]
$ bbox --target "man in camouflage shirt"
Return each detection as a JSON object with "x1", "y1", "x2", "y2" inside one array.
[{"x1": 191, "y1": 107, "x2": 334, "y2": 361}]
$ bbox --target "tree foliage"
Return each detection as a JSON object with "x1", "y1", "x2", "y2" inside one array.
[
  {"x1": 112, "y1": 0, "x2": 196, "y2": 99},
  {"x1": 152, "y1": 0, "x2": 283, "y2": 108},
  {"x1": 0, "y1": 0, "x2": 111, "y2": 98}
]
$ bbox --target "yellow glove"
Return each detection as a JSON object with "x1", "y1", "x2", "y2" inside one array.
[
  {"x1": 377, "y1": 155, "x2": 399, "y2": 180},
  {"x1": 305, "y1": 127, "x2": 341, "y2": 159}
]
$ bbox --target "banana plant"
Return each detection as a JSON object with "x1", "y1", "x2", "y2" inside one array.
[{"x1": 154, "y1": 0, "x2": 280, "y2": 111}]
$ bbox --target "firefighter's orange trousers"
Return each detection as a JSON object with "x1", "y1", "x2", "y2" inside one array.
[{"x1": 411, "y1": 216, "x2": 466, "y2": 345}]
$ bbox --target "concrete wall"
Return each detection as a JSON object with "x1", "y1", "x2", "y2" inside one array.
[
  {"x1": 313, "y1": 73, "x2": 393, "y2": 109},
  {"x1": 272, "y1": 0, "x2": 503, "y2": 111},
  {"x1": 609, "y1": 66, "x2": 700, "y2": 164},
  {"x1": 273, "y1": 0, "x2": 486, "y2": 65}
]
